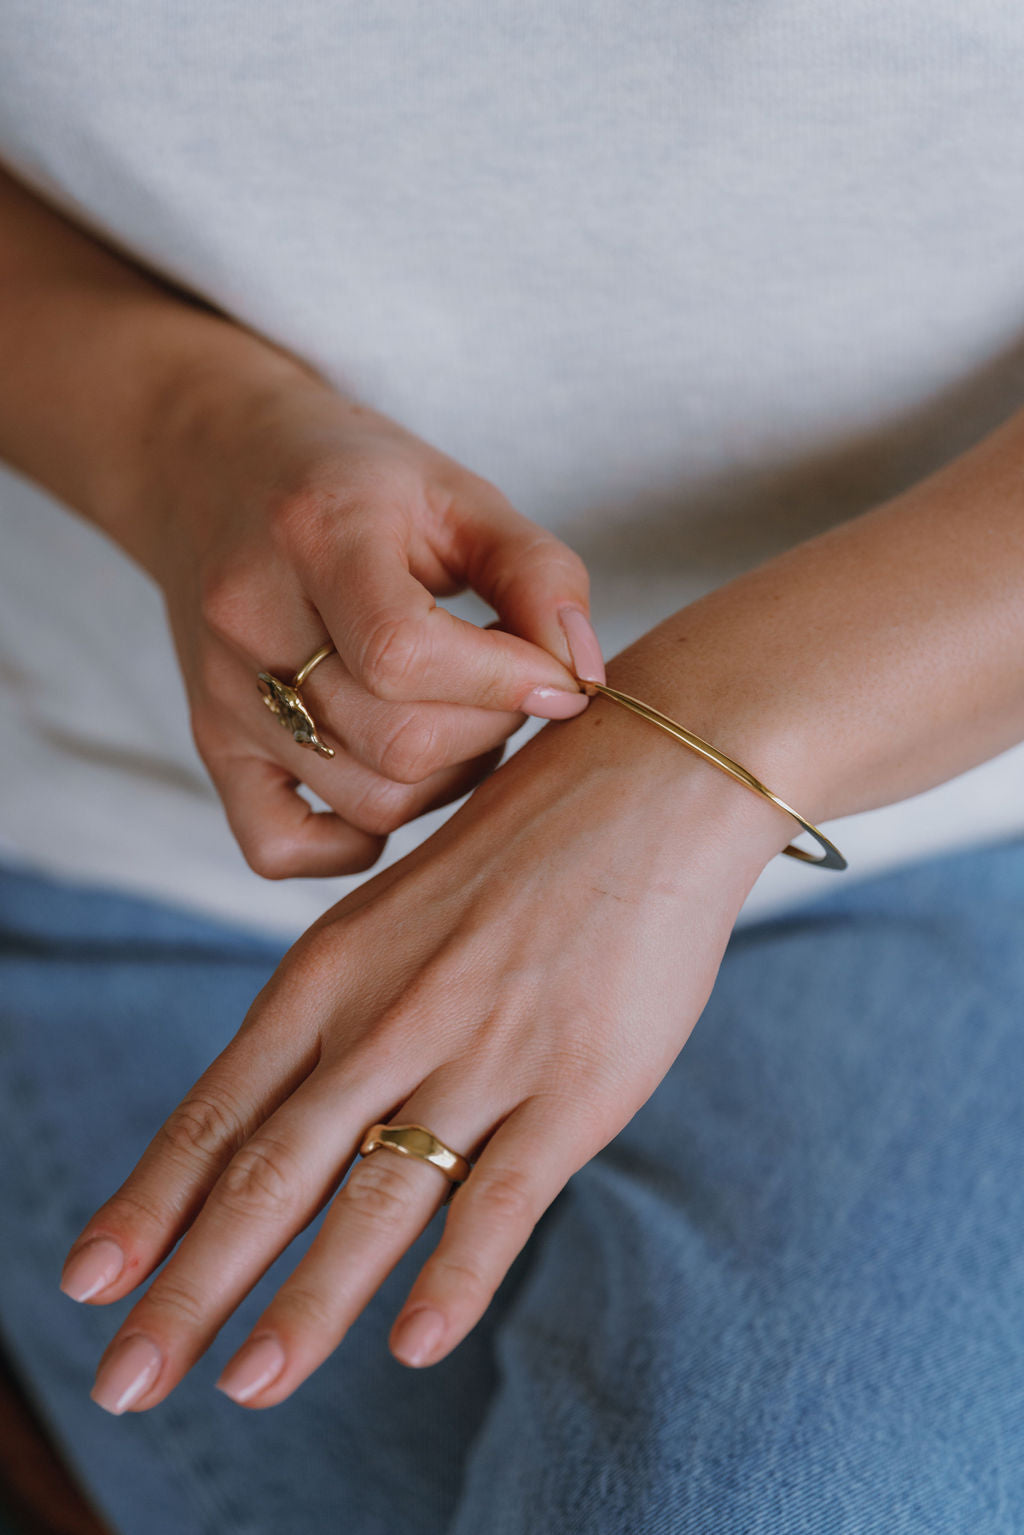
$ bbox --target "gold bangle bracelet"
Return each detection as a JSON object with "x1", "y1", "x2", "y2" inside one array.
[{"x1": 583, "y1": 680, "x2": 847, "y2": 872}]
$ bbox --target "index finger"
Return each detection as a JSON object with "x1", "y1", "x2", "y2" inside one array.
[{"x1": 310, "y1": 527, "x2": 588, "y2": 716}]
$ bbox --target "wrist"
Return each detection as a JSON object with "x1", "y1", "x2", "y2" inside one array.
[
  {"x1": 576, "y1": 681, "x2": 797, "y2": 889},
  {"x1": 134, "y1": 325, "x2": 323, "y2": 587},
  {"x1": 476, "y1": 665, "x2": 796, "y2": 909},
  {"x1": 594, "y1": 593, "x2": 845, "y2": 834},
  {"x1": 610, "y1": 641, "x2": 801, "y2": 838}
]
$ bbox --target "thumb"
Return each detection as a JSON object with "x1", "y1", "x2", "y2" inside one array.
[{"x1": 454, "y1": 490, "x2": 607, "y2": 685}]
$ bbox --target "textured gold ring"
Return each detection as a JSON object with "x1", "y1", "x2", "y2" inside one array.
[
  {"x1": 359, "y1": 1122, "x2": 473, "y2": 1204},
  {"x1": 257, "y1": 642, "x2": 336, "y2": 758}
]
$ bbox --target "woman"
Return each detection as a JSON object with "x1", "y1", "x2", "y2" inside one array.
[{"x1": 1, "y1": 5, "x2": 1022, "y2": 1531}]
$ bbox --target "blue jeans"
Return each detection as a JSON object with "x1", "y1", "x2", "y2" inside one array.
[{"x1": 0, "y1": 841, "x2": 1022, "y2": 1534}]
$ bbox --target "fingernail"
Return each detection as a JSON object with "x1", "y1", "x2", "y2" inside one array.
[
  {"x1": 216, "y1": 1335, "x2": 287, "y2": 1405},
  {"x1": 60, "y1": 1238, "x2": 125, "y2": 1303},
  {"x1": 90, "y1": 1335, "x2": 162, "y2": 1415},
  {"x1": 558, "y1": 607, "x2": 606, "y2": 685},
  {"x1": 391, "y1": 1307, "x2": 445, "y2": 1367},
  {"x1": 520, "y1": 686, "x2": 589, "y2": 720}
]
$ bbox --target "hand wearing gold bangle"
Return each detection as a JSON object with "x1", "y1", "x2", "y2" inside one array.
[{"x1": 580, "y1": 679, "x2": 847, "y2": 871}]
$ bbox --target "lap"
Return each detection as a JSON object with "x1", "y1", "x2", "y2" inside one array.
[
  {"x1": 454, "y1": 837, "x2": 1024, "y2": 1534},
  {"x1": 0, "y1": 841, "x2": 1021, "y2": 1534}
]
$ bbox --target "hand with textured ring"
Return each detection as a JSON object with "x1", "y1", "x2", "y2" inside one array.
[
  {"x1": 140, "y1": 359, "x2": 605, "y2": 880},
  {"x1": 59, "y1": 659, "x2": 794, "y2": 1410},
  {"x1": 359, "y1": 1123, "x2": 472, "y2": 1202},
  {"x1": 257, "y1": 642, "x2": 338, "y2": 758}
]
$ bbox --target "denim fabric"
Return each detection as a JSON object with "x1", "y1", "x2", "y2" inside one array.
[{"x1": 0, "y1": 841, "x2": 1021, "y2": 1534}]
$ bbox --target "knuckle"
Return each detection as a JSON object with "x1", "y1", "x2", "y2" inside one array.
[
  {"x1": 331, "y1": 834, "x2": 390, "y2": 873},
  {"x1": 275, "y1": 922, "x2": 357, "y2": 997},
  {"x1": 557, "y1": 544, "x2": 590, "y2": 592},
  {"x1": 188, "y1": 705, "x2": 217, "y2": 762},
  {"x1": 273, "y1": 1282, "x2": 335, "y2": 1334},
  {"x1": 217, "y1": 1138, "x2": 300, "y2": 1220},
  {"x1": 376, "y1": 710, "x2": 444, "y2": 784},
  {"x1": 459, "y1": 467, "x2": 501, "y2": 500},
  {"x1": 359, "y1": 614, "x2": 426, "y2": 700},
  {"x1": 160, "y1": 1093, "x2": 247, "y2": 1166},
  {"x1": 469, "y1": 1165, "x2": 535, "y2": 1227},
  {"x1": 342, "y1": 1153, "x2": 419, "y2": 1224},
  {"x1": 102, "y1": 1186, "x2": 177, "y2": 1241},
  {"x1": 193, "y1": 646, "x2": 237, "y2": 711},
  {"x1": 459, "y1": 469, "x2": 514, "y2": 515},
  {"x1": 499, "y1": 531, "x2": 590, "y2": 602},
  {"x1": 530, "y1": 534, "x2": 589, "y2": 590},
  {"x1": 267, "y1": 485, "x2": 339, "y2": 555},
  {"x1": 198, "y1": 568, "x2": 253, "y2": 648},
  {"x1": 141, "y1": 1277, "x2": 208, "y2": 1330},
  {"x1": 426, "y1": 1249, "x2": 491, "y2": 1300},
  {"x1": 241, "y1": 832, "x2": 303, "y2": 881},
  {"x1": 346, "y1": 776, "x2": 417, "y2": 837}
]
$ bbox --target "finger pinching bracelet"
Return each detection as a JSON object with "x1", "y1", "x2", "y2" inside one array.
[{"x1": 581, "y1": 680, "x2": 847, "y2": 871}]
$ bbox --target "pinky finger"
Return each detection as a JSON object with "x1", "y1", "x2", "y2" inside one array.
[
  {"x1": 214, "y1": 754, "x2": 386, "y2": 878},
  {"x1": 388, "y1": 1096, "x2": 606, "y2": 1368}
]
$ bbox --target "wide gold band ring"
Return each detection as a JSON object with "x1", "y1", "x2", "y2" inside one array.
[
  {"x1": 358, "y1": 1122, "x2": 473, "y2": 1200},
  {"x1": 257, "y1": 641, "x2": 336, "y2": 758}
]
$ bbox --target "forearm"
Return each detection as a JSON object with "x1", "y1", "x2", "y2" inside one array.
[
  {"x1": 0, "y1": 161, "x2": 309, "y2": 573},
  {"x1": 595, "y1": 413, "x2": 1024, "y2": 830}
]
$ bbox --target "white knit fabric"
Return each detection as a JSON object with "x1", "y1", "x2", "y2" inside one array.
[{"x1": 1, "y1": 1, "x2": 1022, "y2": 934}]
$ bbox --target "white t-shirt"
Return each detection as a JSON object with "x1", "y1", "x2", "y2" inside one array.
[{"x1": 1, "y1": 1, "x2": 1022, "y2": 935}]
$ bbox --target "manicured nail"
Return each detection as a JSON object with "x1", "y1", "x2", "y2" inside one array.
[
  {"x1": 216, "y1": 1335, "x2": 287, "y2": 1405},
  {"x1": 60, "y1": 1238, "x2": 125, "y2": 1303},
  {"x1": 391, "y1": 1307, "x2": 445, "y2": 1367},
  {"x1": 521, "y1": 686, "x2": 588, "y2": 720},
  {"x1": 90, "y1": 1335, "x2": 162, "y2": 1415},
  {"x1": 558, "y1": 607, "x2": 606, "y2": 685}
]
